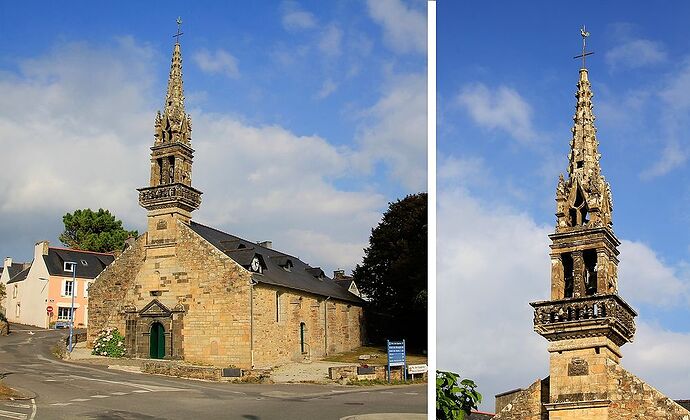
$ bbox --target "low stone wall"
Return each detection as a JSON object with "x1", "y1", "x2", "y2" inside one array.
[
  {"x1": 328, "y1": 365, "x2": 425, "y2": 382},
  {"x1": 0, "y1": 319, "x2": 9, "y2": 336},
  {"x1": 141, "y1": 360, "x2": 272, "y2": 383}
]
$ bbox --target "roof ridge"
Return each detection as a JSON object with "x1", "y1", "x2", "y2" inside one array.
[
  {"x1": 49, "y1": 246, "x2": 115, "y2": 256},
  {"x1": 190, "y1": 221, "x2": 300, "y2": 261}
]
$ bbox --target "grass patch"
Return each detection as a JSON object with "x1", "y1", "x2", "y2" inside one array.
[
  {"x1": 0, "y1": 382, "x2": 23, "y2": 400},
  {"x1": 323, "y1": 345, "x2": 427, "y2": 365}
]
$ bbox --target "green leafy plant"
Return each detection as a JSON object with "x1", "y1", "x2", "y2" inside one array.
[
  {"x1": 92, "y1": 328, "x2": 126, "y2": 357},
  {"x1": 436, "y1": 370, "x2": 482, "y2": 420}
]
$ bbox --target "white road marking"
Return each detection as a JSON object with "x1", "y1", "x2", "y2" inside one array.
[
  {"x1": 69, "y1": 375, "x2": 187, "y2": 392},
  {"x1": 0, "y1": 409, "x2": 27, "y2": 420},
  {"x1": 50, "y1": 403, "x2": 71, "y2": 406},
  {"x1": 404, "y1": 392, "x2": 418, "y2": 395},
  {"x1": 1, "y1": 404, "x2": 29, "y2": 410},
  {"x1": 330, "y1": 390, "x2": 347, "y2": 393},
  {"x1": 43, "y1": 380, "x2": 56, "y2": 382},
  {"x1": 28, "y1": 399, "x2": 35, "y2": 420},
  {"x1": 70, "y1": 398, "x2": 90, "y2": 402},
  {"x1": 381, "y1": 391, "x2": 394, "y2": 394},
  {"x1": 131, "y1": 390, "x2": 149, "y2": 393},
  {"x1": 110, "y1": 392, "x2": 128, "y2": 396},
  {"x1": 90, "y1": 395, "x2": 109, "y2": 399}
]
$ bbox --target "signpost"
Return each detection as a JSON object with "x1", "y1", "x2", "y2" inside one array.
[
  {"x1": 386, "y1": 339, "x2": 406, "y2": 383},
  {"x1": 408, "y1": 363, "x2": 428, "y2": 380},
  {"x1": 46, "y1": 306, "x2": 53, "y2": 314}
]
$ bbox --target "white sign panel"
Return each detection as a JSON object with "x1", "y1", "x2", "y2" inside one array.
[{"x1": 407, "y1": 364, "x2": 428, "y2": 374}]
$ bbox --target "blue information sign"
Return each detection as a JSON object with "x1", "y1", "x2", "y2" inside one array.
[{"x1": 387, "y1": 339, "x2": 406, "y2": 383}]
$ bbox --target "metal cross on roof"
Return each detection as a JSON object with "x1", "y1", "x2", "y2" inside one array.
[
  {"x1": 173, "y1": 17, "x2": 184, "y2": 43},
  {"x1": 574, "y1": 26, "x2": 594, "y2": 69}
]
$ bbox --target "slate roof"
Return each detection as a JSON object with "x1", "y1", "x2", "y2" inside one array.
[
  {"x1": 7, "y1": 264, "x2": 31, "y2": 284},
  {"x1": 189, "y1": 221, "x2": 364, "y2": 304},
  {"x1": 5, "y1": 262, "x2": 30, "y2": 280},
  {"x1": 43, "y1": 247, "x2": 114, "y2": 279},
  {"x1": 334, "y1": 279, "x2": 353, "y2": 289}
]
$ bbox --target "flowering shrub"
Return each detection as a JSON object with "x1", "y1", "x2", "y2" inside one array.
[{"x1": 92, "y1": 328, "x2": 126, "y2": 357}]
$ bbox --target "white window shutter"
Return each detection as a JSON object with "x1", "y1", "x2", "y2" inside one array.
[
  {"x1": 61, "y1": 279, "x2": 66, "y2": 296},
  {"x1": 73, "y1": 280, "x2": 77, "y2": 297}
]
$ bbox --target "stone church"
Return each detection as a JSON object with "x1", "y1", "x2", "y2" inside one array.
[
  {"x1": 492, "y1": 44, "x2": 690, "y2": 419},
  {"x1": 87, "y1": 36, "x2": 364, "y2": 369}
]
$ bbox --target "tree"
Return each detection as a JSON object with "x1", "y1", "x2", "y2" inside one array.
[
  {"x1": 352, "y1": 192, "x2": 427, "y2": 350},
  {"x1": 436, "y1": 370, "x2": 482, "y2": 420},
  {"x1": 59, "y1": 209, "x2": 138, "y2": 253}
]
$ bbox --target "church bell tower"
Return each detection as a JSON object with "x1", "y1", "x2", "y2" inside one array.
[
  {"x1": 138, "y1": 22, "x2": 202, "y2": 245},
  {"x1": 530, "y1": 29, "x2": 636, "y2": 414}
]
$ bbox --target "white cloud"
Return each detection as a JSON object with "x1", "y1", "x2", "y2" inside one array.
[
  {"x1": 318, "y1": 24, "x2": 343, "y2": 57},
  {"x1": 193, "y1": 48, "x2": 240, "y2": 78},
  {"x1": 281, "y1": 3, "x2": 317, "y2": 32},
  {"x1": 437, "y1": 180, "x2": 551, "y2": 411},
  {"x1": 640, "y1": 141, "x2": 688, "y2": 180},
  {"x1": 366, "y1": 0, "x2": 426, "y2": 55},
  {"x1": 456, "y1": 83, "x2": 537, "y2": 142},
  {"x1": 315, "y1": 78, "x2": 337, "y2": 99},
  {"x1": 606, "y1": 39, "x2": 667, "y2": 71},
  {"x1": 354, "y1": 73, "x2": 427, "y2": 191},
  {"x1": 0, "y1": 38, "x2": 389, "y2": 275},
  {"x1": 619, "y1": 240, "x2": 689, "y2": 307}
]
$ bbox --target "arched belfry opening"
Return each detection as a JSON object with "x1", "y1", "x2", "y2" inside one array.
[{"x1": 569, "y1": 186, "x2": 589, "y2": 227}]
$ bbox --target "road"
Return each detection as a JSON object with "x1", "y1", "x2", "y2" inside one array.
[{"x1": 0, "y1": 327, "x2": 427, "y2": 419}]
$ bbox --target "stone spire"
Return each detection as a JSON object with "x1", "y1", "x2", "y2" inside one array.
[
  {"x1": 530, "y1": 35, "x2": 636, "y2": 408},
  {"x1": 138, "y1": 24, "x2": 202, "y2": 239},
  {"x1": 555, "y1": 68, "x2": 613, "y2": 232},
  {"x1": 154, "y1": 41, "x2": 192, "y2": 147}
]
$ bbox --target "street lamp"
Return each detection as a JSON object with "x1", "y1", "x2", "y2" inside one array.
[{"x1": 64, "y1": 261, "x2": 77, "y2": 352}]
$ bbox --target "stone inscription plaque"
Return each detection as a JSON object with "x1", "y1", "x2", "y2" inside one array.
[{"x1": 568, "y1": 358, "x2": 589, "y2": 376}]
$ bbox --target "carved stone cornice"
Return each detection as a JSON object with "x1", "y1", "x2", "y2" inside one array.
[
  {"x1": 531, "y1": 294, "x2": 636, "y2": 346},
  {"x1": 138, "y1": 183, "x2": 202, "y2": 212}
]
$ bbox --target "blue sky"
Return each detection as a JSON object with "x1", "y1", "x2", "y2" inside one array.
[
  {"x1": 0, "y1": 1, "x2": 427, "y2": 275},
  {"x1": 437, "y1": 1, "x2": 690, "y2": 412}
]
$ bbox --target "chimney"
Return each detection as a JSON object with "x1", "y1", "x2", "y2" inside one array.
[
  {"x1": 3, "y1": 257, "x2": 12, "y2": 269},
  {"x1": 257, "y1": 241, "x2": 272, "y2": 249},
  {"x1": 333, "y1": 269, "x2": 346, "y2": 280},
  {"x1": 35, "y1": 240, "x2": 49, "y2": 257}
]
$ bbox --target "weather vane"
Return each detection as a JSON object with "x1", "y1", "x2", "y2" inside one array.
[
  {"x1": 173, "y1": 17, "x2": 184, "y2": 43},
  {"x1": 574, "y1": 26, "x2": 594, "y2": 69}
]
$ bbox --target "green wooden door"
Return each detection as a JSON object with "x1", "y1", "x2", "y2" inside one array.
[{"x1": 149, "y1": 323, "x2": 165, "y2": 359}]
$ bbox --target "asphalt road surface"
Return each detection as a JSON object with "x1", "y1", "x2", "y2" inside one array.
[{"x1": 0, "y1": 326, "x2": 427, "y2": 420}]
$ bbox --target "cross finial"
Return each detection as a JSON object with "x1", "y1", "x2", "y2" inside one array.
[
  {"x1": 574, "y1": 26, "x2": 594, "y2": 69},
  {"x1": 173, "y1": 17, "x2": 184, "y2": 44}
]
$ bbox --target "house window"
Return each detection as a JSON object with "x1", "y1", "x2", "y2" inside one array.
[
  {"x1": 15, "y1": 303, "x2": 20, "y2": 318},
  {"x1": 63, "y1": 279, "x2": 77, "y2": 297},
  {"x1": 276, "y1": 291, "x2": 282, "y2": 323},
  {"x1": 84, "y1": 281, "x2": 90, "y2": 298},
  {"x1": 57, "y1": 307, "x2": 74, "y2": 321},
  {"x1": 13, "y1": 285, "x2": 17, "y2": 298}
]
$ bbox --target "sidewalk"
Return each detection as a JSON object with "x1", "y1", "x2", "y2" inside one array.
[{"x1": 270, "y1": 360, "x2": 353, "y2": 383}]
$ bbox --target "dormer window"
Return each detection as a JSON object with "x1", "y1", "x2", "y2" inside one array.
[
  {"x1": 282, "y1": 260, "x2": 293, "y2": 272},
  {"x1": 63, "y1": 262, "x2": 76, "y2": 273},
  {"x1": 250, "y1": 256, "x2": 263, "y2": 274}
]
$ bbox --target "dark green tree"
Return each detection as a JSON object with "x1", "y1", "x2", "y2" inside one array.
[
  {"x1": 352, "y1": 192, "x2": 427, "y2": 350},
  {"x1": 59, "y1": 208, "x2": 138, "y2": 252},
  {"x1": 436, "y1": 370, "x2": 482, "y2": 420}
]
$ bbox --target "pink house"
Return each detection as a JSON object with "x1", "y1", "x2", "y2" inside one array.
[{"x1": 3, "y1": 241, "x2": 114, "y2": 328}]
